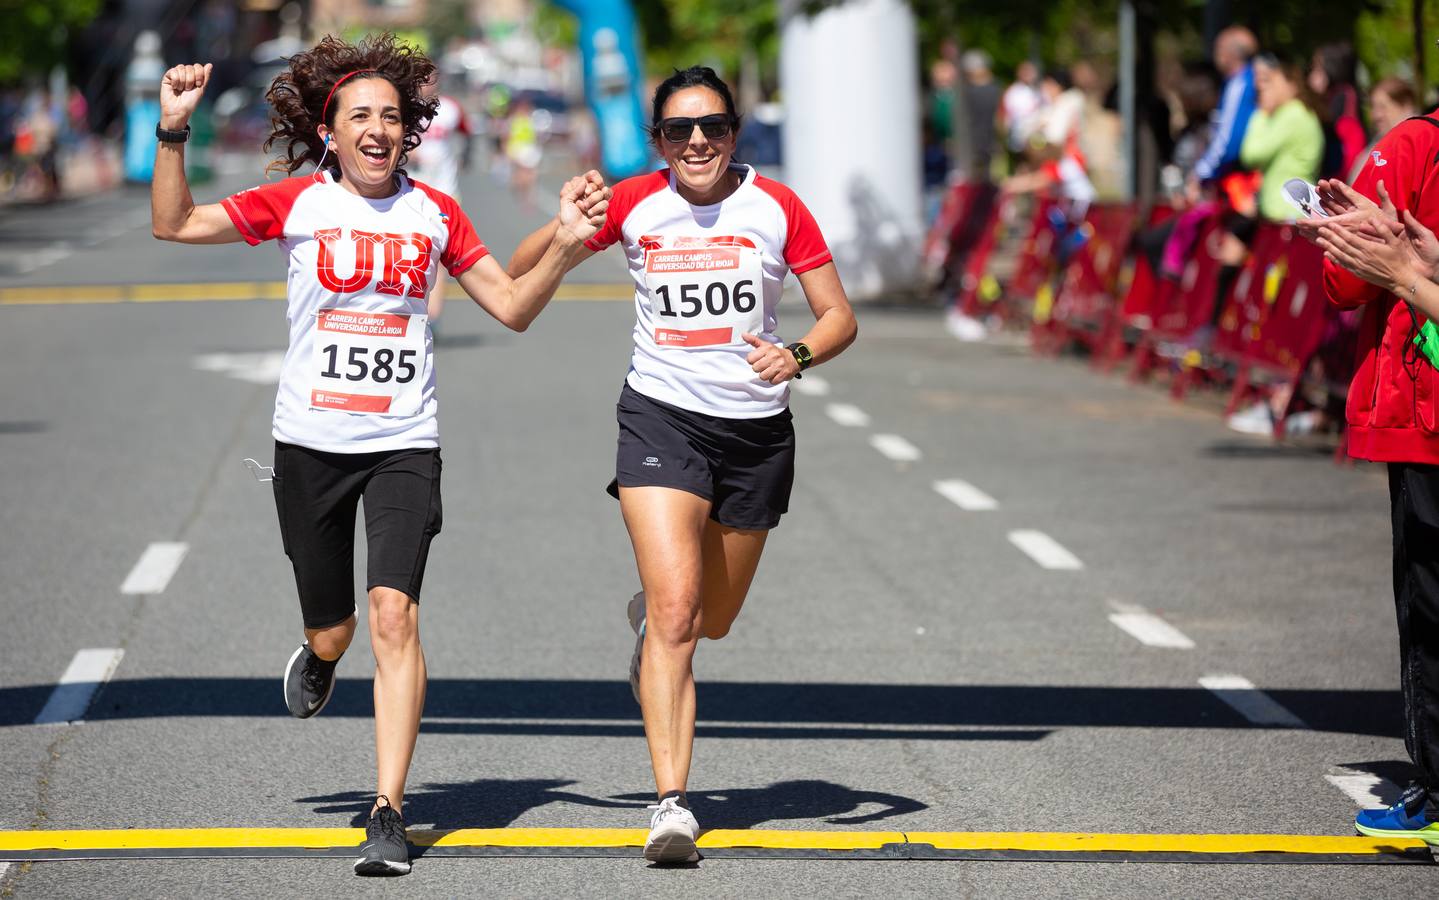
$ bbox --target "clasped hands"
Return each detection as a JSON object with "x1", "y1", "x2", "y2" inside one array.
[{"x1": 1295, "y1": 178, "x2": 1439, "y2": 295}]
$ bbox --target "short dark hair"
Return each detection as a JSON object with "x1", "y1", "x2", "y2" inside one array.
[{"x1": 649, "y1": 66, "x2": 741, "y2": 144}]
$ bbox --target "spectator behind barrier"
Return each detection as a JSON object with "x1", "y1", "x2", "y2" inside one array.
[
  {"x1": 1189, "y1": 25, "x2": 1258, "y2": 191},
  {"x1": 1240, "y1": 55, "x2": 1324, "y2": 224},
  {"x1": 1308, "y1": 42, "x2": 1366, "y2": 178},
  {"x1": 1350, "y1": 78, "x2": 1417, "y2": 182},
  {"x1": 1001, "y1": 59, "x2": 1042, "y2": 153},
  {"x1": 961, "y1": 49, "x2": 1000, "y2": 183}
]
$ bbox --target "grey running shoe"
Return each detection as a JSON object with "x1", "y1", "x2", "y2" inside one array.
[
  {"x1": 354, "y1": 796, "x2": 411, "y2": 876},
  {"x1": 283, "y1": 643, "x2": 337, "y2": 719},
  {"x1": 627, "y1": 591, "x2": 646, "y2": 703},
  {"x1": 644, "y1": 795, "x2": 700, "y2": 864}
]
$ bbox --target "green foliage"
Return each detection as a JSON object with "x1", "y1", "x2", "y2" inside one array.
[
  {"x1": 631, "y1": 0, "x2": 779, "y2": 81},
  {"x1": 424, "y1": 0, "x2": 474, "y2": 51},
  {"x1": 535, "y1": 3, "x2": 580, "y2": 48},
  {"x1": 1356, "y1": 0, "x2": 1437, "y2": 88},
  {"x1": 0, "y1": 0, "x2": 102, "y2": 84}
]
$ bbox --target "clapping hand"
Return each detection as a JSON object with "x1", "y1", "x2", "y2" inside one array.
[
  {"x1": 159, "y1": 63, "x2": 212, "y2": 131},
  {"x1": 1297, "y1": 179, "x2": 1398, "y2": 245},
  {"x1": 1316, "y1": 177, "x2": 1397, "y2": 219},
  {"x1": 1317, "y1": 208, "x2": 1426, "y2": 294}
]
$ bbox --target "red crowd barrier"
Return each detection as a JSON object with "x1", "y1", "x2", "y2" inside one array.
[
  {"x1": 1007, "y1": 197, "x2": 1060, "y2": 303},
  {"x1": 1034, "y1": 203, "x2": 1139, "y2": 356},
  {"x1": 1128, "y1": 216, "x2": 1227, "y2": 386},
  {"x1": 1223, "y1": 234, "x2": 1332, "y2": 432},
  {"x1": 955, "y1": 200, "x2": 1348, "y2": 453}
]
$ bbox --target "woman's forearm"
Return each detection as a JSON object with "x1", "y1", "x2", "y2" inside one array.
[
  {"x1": 793, "y1": 305, "x2": 858, "y2": 366},
  {"x1": 151, "y1": 138, "x2": 197, "y2": 240},
  {"x1": 508, "y1": 218, "x2": 562, "y2": 278},
  {"x1": 503, "y1": 230, "x2": 589, "y2": 330}
]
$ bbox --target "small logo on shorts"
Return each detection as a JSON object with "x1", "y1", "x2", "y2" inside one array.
[{"x1": 643, "y1": 455, "x2": 661, "y2": 468}]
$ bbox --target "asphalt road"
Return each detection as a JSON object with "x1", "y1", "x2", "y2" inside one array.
[{"x1": 0, "y1": 152, "x2": 1435, "y2": 897}]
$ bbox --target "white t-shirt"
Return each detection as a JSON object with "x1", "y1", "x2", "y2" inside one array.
[
  {"x1": 222, "y1": 170, "x2": 489, "y2": 453},
  {"x1": 584, "y1": 164, "x2": 832, "y2": 418},
  {"x1": 408, "y1": 95, "x2": 469, "y2": 197}
]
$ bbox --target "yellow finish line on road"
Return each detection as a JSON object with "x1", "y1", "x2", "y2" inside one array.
[
  {"x1": 0, "y1": 282, "x2": 631, "y2": 306},
  {"x1": 0, "y1": 828, "x2": 1430, "y2": 864}
]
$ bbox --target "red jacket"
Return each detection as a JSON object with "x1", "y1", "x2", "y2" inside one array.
[{"x1": 1324, "y1": 111, "x2": 1439, "y2": 463}]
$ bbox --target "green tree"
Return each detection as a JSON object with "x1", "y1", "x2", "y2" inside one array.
[
  {"x1": 632, "y1": 0, "x2": 779, "y2": 82},
  {"x1": 0, "y1": 0, "x2": 102, "y2": 84}
]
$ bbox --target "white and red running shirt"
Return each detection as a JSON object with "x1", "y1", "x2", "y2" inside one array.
[
  {"x1": 407, "y1": 95, "x2": 470, "y2": 198},
  {"x1": 222, "y1": 170, "x2": 488, "y2": 453},
  {"x1": 585, "y1": 164, "x2": 833, "y2": 418}
]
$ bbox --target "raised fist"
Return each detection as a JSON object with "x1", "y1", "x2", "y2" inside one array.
[{"x1": 160, "y1": 64, "x2": 213, "y2": 131}]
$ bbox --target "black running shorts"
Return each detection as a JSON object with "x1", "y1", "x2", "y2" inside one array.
[
  {"x1": 272, "y1": 441, "x2": 443, "y2": 629},
  {"x1": 608, "y1": 383, "x2": 795, "y2": 531}
]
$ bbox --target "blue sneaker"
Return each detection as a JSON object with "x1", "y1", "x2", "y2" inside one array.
[{"x1": 1354, "y1": 782, "x2": 1439, "y2": 845}]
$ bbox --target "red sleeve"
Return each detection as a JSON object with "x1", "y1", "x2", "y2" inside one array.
[
  {"x1": 584, "y1": 170, "x2": 668, "y2": 252},
  {"x1": 221, "y1": 176, "x2": 312, "y2": 246},
  {"x1": 754, "y1": 175, "x2": 833, "y2": 274},
  {"x1": 413, "y1": 181, "x2": 489, "y2": 276},
  {"x1": 1324, "y1": 120, "x2": 1431, "y2": 310}
]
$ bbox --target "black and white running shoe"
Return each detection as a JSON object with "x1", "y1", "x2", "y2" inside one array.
[
  {"x1": 283, "y1": 643, "x2": 337, "y2": 719},
  {"x1": 354, "y1": 796, "x2": 411, "y2": 876}
]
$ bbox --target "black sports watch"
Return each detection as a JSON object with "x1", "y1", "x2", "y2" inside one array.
[
  {"x1": 155, "y1": 123, "x2": 190, "y2": 144},
  {"x1": 786, "y1": 342, "x2": 814, "y2": 377}
]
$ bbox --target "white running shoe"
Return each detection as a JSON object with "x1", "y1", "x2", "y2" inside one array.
[
  {"x1": 1226, "y1": 400, "x2": 1275, "y2": 436},
  {"x1": 644, "y1": 796, "x2": 700, "y2": 863},
  {"x1": 627, "y1": 591, "x2": 646, "y2": 704}
]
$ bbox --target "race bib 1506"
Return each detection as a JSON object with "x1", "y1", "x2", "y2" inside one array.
[
  {"x1": 643, "y1": 244, "x2": 764, "y2": 349},
  {"x1": 309, "y1": 309, "x2": 426, "y2": 416}
]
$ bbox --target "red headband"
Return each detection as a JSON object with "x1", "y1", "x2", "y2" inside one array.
[{"x1": 321, "y1": 69, "x2": 378, "y2": 125}]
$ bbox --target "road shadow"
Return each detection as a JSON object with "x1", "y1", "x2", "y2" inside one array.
[
  {"x1": 296, "y1": 777, "x2": 925, "y2": 836},
  {"x1": 298, "y1": 778, "x2": 641, "y2": 828},
  {"x1": 1202, "y1": 440, "x2": 1338, "y2": 460},
  {"x1": 610, "y1": 780, "x2": 927, "y2": 829},
  {"x1": 0, "y1": 678, "x2": 1401, "y2": 738},
  {"x1": 1334, "y1": 760, "x2": 1422, "y2": 807},
  {"x1": 0, "y1": 421, "x2": 46, "y2": 435}
]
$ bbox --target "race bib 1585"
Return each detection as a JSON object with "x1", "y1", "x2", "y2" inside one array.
[{"x1": 308, "y1": 309, "x2": 426, "y2": 416}]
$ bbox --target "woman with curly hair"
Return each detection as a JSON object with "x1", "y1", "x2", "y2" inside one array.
[{"x1": 150, "y1": 33, "x2": 609, "y2": 875}]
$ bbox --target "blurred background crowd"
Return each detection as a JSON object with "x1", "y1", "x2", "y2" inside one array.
[{"x1": 3, "y1": 2, "x2": 1429, "y2": 205}]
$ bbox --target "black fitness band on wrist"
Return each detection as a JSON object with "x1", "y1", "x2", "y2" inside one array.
[{"x1": 155, "y1": 123, "x2": 191, "y2": 144}]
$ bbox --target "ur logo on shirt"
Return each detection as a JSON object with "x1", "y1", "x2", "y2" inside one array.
[
  {"x1": 1372, "y1": 150, "x2": 1389, "y2": 167},
  {"x1": 314, "y1": 228, "x2": 433, "y2": 298}
]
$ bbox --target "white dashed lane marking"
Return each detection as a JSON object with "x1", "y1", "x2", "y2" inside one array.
[
  {"x1": 791, "y1": 374, "x2": 831, "y2": 396},
  {"x1": 870, "y1": 434, "x2": 922, "y2": 462},
  {"x1": 1198, "y1": 675, "x2": 1306, "y2": 727},
  {"x1": 33, "y1": 649, "x2": 125, "y2": 725},
  {"x1": 193, "y1": 351, "x2": 285, "y2": 384},
  {"x1": 933, "y1": 479, "x2": 998, "y2": 511},
  {"x1": 1107, "y1": 601, "x2": 1194, "y2": 649},
  {"x1": 1325, "y1": 772, "x2": 1402, "y2": 810},
  {"x1": 120, "y1": 542, "x2": 189, "y2": 595},
  {"x1": 1007, "y1": 530, "x2": 1084, "y2": 570},
  {"x1": 825, "y1": 403, "x2": 871, "y2": 427}
]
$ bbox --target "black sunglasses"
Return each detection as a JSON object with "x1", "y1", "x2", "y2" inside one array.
[{"x1": 656, "y1": 114, "x2": 733, "y2": 143}]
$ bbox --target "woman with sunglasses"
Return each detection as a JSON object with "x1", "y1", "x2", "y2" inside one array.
[
  {"x1": 510, "y1": 65, "x2": 858, "y2": 863},
  {"x1": 150, "y1": 34, "x2": 608, "y2": 876}
]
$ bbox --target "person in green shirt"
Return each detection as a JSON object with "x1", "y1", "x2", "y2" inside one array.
[{"x1": 1240, "y1": 54, "x2": 1324, "y2": 222}]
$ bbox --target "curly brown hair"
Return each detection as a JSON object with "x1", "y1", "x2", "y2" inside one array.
[{"x1": 263, "y1": 32, "x2": 439, "y2": 176}]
